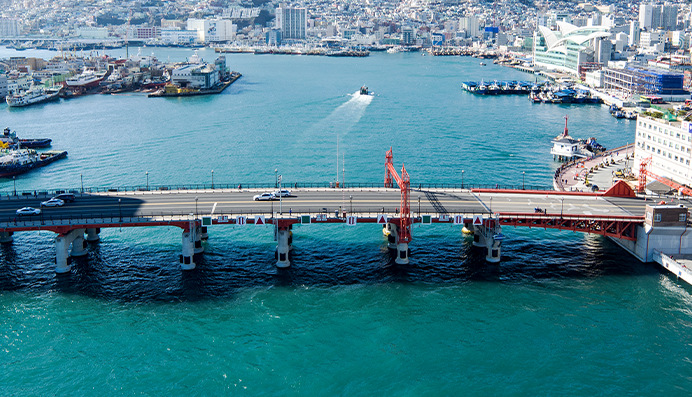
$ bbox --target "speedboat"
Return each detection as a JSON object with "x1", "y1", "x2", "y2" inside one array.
[{"x1": 360, "y1": 86, "x2": 369, "y2": 95}]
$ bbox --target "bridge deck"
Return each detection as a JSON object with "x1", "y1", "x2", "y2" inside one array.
[{"x1": 0, "y1": 188, "x2": 651, "y2": 234}]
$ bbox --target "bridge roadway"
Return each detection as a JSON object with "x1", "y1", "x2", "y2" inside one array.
[{"x1": 0, "y1": 187, "x2": 655, "y2": 224}]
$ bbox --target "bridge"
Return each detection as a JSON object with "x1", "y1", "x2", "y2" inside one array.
[{"x1": 1, "y1": 149, "x2": 684, "y2": 274}]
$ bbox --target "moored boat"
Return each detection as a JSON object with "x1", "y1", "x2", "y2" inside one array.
[
  {"x1": 6, "y1": 85, "x2": 61, "y2": 107},
  {"x1": 0, "y1": 148, "x2": 67, "y2": 177}
]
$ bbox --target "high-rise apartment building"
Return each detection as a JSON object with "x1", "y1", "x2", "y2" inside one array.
[{"x1": 275, "y1": 5, "x2": 307, "y2": 39}]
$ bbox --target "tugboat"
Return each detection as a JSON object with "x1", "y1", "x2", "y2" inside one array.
[
  {"x1": 360, "y1": 86, "x2": 369, "y2": 95},
  {"x1": 0, "y1": 148, "x2": 67, "y2": 177},
  {"x1": 1, "y1": 127, "x2": 52, "y2": 149}
]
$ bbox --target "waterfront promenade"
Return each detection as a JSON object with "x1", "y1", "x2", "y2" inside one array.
[{"x1": 554, "y1": 143, "x2": 636, "y2": 192}]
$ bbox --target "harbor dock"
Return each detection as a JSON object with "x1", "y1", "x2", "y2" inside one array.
[{"x1": 148, "y1": 72, "x2": 241, "y2": 98}]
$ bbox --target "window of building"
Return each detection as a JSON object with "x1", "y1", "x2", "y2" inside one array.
[
  {"x1": 680, "y1": 213, "x2": 686, "y2": 222},
  {"x1": 675, "y1": 156, "x2": 678, "y2": 161},
  {"x1": 658, "y1": 149, "x2": 661, "y2": 154},
  {"x1": 677, "y1": 133, "x2": 681, "y2": 139},
  {"x1": 647, "y1": 145, "x2": 650, "y2": 150},
  {"x1": 654, "y1": 213, "x2": 661, "y2": 222}
]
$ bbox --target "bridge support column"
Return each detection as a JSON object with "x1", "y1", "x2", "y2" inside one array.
[
  {"x1": 276, "y1": 226, "x2": 291, "y2": 268},
  {"x1": 193, "y1": 225, "x2": 204, "y2": 255},
  {"x1": 85, "y1": 228, "x2": 100, "y2": 242},
  {"x1": 70, "y1": 229, "x2": 88, "y2": 257},
  {"x1": 384, "y1": 223, "x2": 398, "y2": 249},
  {"x1": 200, "y1": 226, "x2": 209, "y2": 240},
  {"x1": 472, "y1": 225, "x2": 486, "y2": 247},
  {"x1": 473, "y1": 222, "x2": 503, "y2": 263},
  {"x1": 180, "y1": 230, "x2": 196, "y2": 270},
  {"x1": 396, "y1": 243, "x2": 409, "y2": 265},
  {"x1": 55, "y1": 236, "x2": 70, "y2": 274},
  {"x1": 0, "y1": 231, "x2": 13, "y2": 243}
]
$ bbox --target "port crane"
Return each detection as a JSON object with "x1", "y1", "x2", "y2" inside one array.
[{"x1": 638, "y1": 156, "x2": 692, "y2": 196}]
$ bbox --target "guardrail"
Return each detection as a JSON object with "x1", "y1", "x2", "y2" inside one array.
[
  {"x1": 0, "y1": 182, "x2": 554, "y2": 198},
  {"x1": 0, "y1": 209, "x2": 501, "y2": 230}
]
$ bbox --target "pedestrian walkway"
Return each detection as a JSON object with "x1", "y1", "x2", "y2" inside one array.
[{"x1": 555, "y1": 143, "x2": 635, "y2": 192}]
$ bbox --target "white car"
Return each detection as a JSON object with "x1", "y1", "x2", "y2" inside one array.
[
  {"x1": 253, "y1": 192, "x2": 276, "y2": 201},
  {"x1": 40, "y1": 198, "x2": 65, "y2": 207},
  {"x1": 273, "y1": 189, "x2": 292, "y2": 197},
  {"x1": 16, "y1": 207, "x2": 41, "y2": 216}
]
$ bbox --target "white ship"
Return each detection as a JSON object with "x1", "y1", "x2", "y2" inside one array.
[
  {"x1": 6, "y1": 85, "x2": 61, "y2": 107},
  {"x1": 65, "y1": 70, "x2": 106, "y2": 88}
]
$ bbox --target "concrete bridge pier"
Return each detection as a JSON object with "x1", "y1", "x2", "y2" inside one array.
[
  {"x1": 276, "y1": 226, "x2": 291, "y2": 268},
  {"x1": 85, "y1": 228, "x2": 100, "y2": 242},
  {"x1": 180, "y1": 230, "x2": 196, "y2": 270},
  {"x1": 396, "y1": 243, "x2": 409, "y2": 265},
  {"x1": 472, "y1": 226, "x2": 486, "y2": 248},
  {"x1": 70, "y1": 229, "x2": 88, "y2": 257},
  {"x1": 200, "y1": 226, "x2": 209, "y2": 240},
  {"x1": 54, "y1": 229, "x2": 90, "y2": 273},
  {"x1": 473, "y1": 223, "x2": 502, "y2": 263},
  {"x1": 193, "y1": 225, "x2": 204, "y2": 255},
  {"x1": 0, "y1": 231, "x2": 13, "y2": 243},
  {"x1": 384, "y1": 223, "x2": 398, "y2": 249},
  {"x1": 55, "y1": 235, "x2": 71, "y2": 273}
]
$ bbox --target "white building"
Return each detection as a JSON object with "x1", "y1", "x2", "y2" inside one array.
[
  {"x1": 275, "y1": 5, "x2": 307, "y2": 39},
  {"x1": 0, "y1": 18, "x2": 20, "y2": 37},
  {"x1": 459, "y1": 16, "x2": 480, "y2": 38},
  {"x1": 629, "y1": 21, "x2": 640, "y2": 47},
  {"x1": 0, "y1": 74, "x2": 7, "y2": 99},
  {"x1": 77, "y1": 27, "x2": 109, "y2": 39},
  {"x1": 634, "y1": 116, "x2": 692, "y2": 187},
  {"x1": 187, "y1": 19, "x2": 236, "y2": 43},
  {"x1": 640, "y1": 31, "x2": 662, "y2": 49},
  {"x1": 171, "y1": 63, "x2": 220, "y2": 89},
  {"x1": 161, "y1": 29, "x2": 198, "y2": 44}
]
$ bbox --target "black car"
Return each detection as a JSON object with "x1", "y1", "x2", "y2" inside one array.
[{"x1": 54, "y1": 193, "x2": 75, "y2": 202}]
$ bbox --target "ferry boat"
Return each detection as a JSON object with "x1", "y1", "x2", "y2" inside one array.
[
  {"x1": 1, "y1": 127, "x2": 51, "y2": 149},
  {"x1": 0, "y1": 148, "x2": 68, "y2": 177},
  {"x1": 5, "y1": 85, "x2": 61, "y2": 107},
  {"x1": 65, "y1": 70, "x2": 106, "y2": 88}
]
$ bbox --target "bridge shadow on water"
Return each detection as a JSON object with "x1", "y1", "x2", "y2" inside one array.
[{"x1": 0, "y1": 229, "x2": 661, "y2": 303}]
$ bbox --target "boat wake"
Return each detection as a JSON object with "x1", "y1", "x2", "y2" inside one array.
[{"x1": 291, "y1": 91, "x2": 374, "y2": 177}]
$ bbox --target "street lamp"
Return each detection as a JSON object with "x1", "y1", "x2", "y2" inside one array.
[
  {"x1": 490, "y1": 196, "x2": 492, "y2": 213},
  {"x1": 561, "y1": 197, "x2": 564, "y2": 218},
  {"x1": 462, "y1": 170, "x2": 465, "y2": 189},
  {"x1": 522, "y1": 171, "x2": 525, "y2": 190},
  {"x1": 211, "y1": 170, "x2": 214, "y2": 189},
  {"x1": 275, "y1": 168, "x2": 278, "y2": 189},
  {"x1": 418, "y1": 195, "x2": 421, "y2": 215},
  {"x1": 118, "y1": 198, "x2": 122, "y2": 222},
  {"x1": 80, "y1": 173, "x2": 83, "y2": 193},
  {"x1": 145, "y1": 171, "x2": 149, "y2": 190},
  {"x1": 350, "y1": 195, "x2": 353, "y2": 213},
  {"x1": 195, "y1": 196, "x2": 199, "y2": 218},
  {"x1": 13, "y1": 176, "x2": 16, "y2": 196}
]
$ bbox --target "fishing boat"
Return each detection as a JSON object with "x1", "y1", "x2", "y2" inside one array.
[{"x1": 1, "y1": 128, "x2": 51, "y2": 149}]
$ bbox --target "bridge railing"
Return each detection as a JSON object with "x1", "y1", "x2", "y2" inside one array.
[
  {"x1": 0, "y1": 183, "x2": 554, "y2": 198},
  {"x1": 0, "y1": 208, "x2": 503, "y2": 229}
]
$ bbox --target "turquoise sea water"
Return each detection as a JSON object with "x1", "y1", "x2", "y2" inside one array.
[{"x1": 1, "y1": 47, "x2": 691, "y2": 395}]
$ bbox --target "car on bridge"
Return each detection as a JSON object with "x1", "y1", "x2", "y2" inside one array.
[
  {"x1": 253, "y1": 192, "x2": 276, "y2": 201},
  {"x1": 273, "y1": 189, "x2": 292, "y2": 197},
  {"x1": 54, "y1": 193, "x2": 75, "y2": 202},
  {"x1": 16, "y1": 207, "x2": 41, "y2": 216},
  {"x1": 40, "y1": 198, "x2": 64, "y2": 207}
]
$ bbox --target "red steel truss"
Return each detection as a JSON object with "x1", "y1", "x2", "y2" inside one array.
[
  {"x1": 384, "y1": 147, "x2": 411, "y2": 243},
  {"x1": 497, "y1": 213, "x2": 640, "y2": 241},
  {"x1": 638, "y1": 156, "x2": 692, "y2": 196}
]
